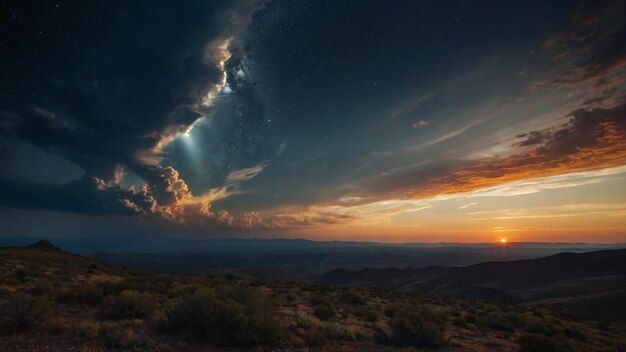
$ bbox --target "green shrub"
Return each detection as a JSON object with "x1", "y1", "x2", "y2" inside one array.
[
  {"x1": 0, "y1": 293, "x2": 51, "y2": 333},
  {"x1": 163, "y1": 285, "x2": 281, "y2": 346},
  {"x1": 518, "y1": 334, "x2": 572, "y2": 352},
  {"x1": 102, "y1": 290, "x2": 158, "y2": 319},
  {"x1": 314, "y1": 303, "x2": 337, "y2": 321},
  {"x1": 389, "y1": 304, "x2": 446, "y2": 348}
]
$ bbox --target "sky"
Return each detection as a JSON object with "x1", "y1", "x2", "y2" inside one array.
[{"x1": 1, "y1": 0, "x2": 626, "y2": 243}]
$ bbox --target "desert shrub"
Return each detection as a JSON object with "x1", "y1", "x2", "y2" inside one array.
[
  {"x1": 452, "y1": 316, "x2": 467, "y2": 327},
  {"x1": 98, "y1": 320, "x2": 152, "y2": 349},
  {"x1": 296, "y1": 312, "x2": 313, "y2": 329},
  {"x1": 502, "y1": 312, "x2": 525, "y2": 327},
  {"x1": 321, "y1": 322, "x2": 360, "y2": 341},
  {"x1": 314, "y1": 303, "x2": 337, "y2": 321},
  {"x1": 338, "y1": 289, "x2": 367, "y2": 305},
  {"x1": 525, "y1": 322, "x2": 555, "y2": 336},
  {"x1": 166, "y1": 281, "x2": 205, "y2": 297},
  {"x1": 102, "y1": 290, "x2": 158, "y2": 319},
  {"x1": 309, "y1": 291, "x2": 327, "y2": 305},
  {"x1": 76, "y1": 281, "x2": 104, "y2": 305},
  {"x1": 75, "y1": 320, "x2": 101, "y2": 339},
  {"x1": 384, "y1": 306, "x2": 395, "y2": 318},
  {"x1": 0, "y1": 293, "x2": 51, "y2": 333},
  {"x1": 286, "y1": 289, "x2": 298, "y2": 302},
  {"x1": 518, "y1": 334, "x2": 572, "y2": 352},
  {"x1": 389, "y1": 304, "x2": 446, "y2": 348},
  {"x1": 163, "y1": 285, "x2": 281, "y2": 346},
  {"x1": 479, "y1": 315, "x2": 515, "y2": 332},
  {"x1": 464, "y1": 313, "x2": 477, "y2": 324},
  {"x1": 595, "y1": 320, "x2": 612, "y2": 331},
  {"x1": 562, "y1": 327, "x2": 586, "y2": 340},
  {"x1": 353, "y1": 306, "x2": 380, "y2": 322}
]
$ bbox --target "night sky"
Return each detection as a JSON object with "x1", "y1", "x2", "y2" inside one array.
[{"x1": 1, "y1": 0, "x2": 626, "y2": 242}]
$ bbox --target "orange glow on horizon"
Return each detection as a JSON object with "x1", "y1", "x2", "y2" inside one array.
[{"x1": 499, "y1": 238, "x2": 507, "y2": 244}]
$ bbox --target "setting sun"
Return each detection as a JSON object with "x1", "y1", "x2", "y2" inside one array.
[{"x1": 499, "y1": 238, "x2": 508, "y2": 244}]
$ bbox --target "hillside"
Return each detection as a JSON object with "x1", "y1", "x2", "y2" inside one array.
[
  {"x1": 0, "y1": 242, "x2": 625, "y2": 351},
  {"x1": 318, "y1": 249, "x2": 626, "y2": 320}
]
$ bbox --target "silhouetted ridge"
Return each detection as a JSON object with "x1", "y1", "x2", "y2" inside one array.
[
  {"x1": 317, "y1": 248, "x2": 626, "y2": 304},
  {"x1": 25, "y1": 240, "x2": 63, "y2": 252}
]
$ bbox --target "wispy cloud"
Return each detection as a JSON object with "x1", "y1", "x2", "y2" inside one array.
[
  {"x1": 412, "y1": 119, "x2": 430, "y2": 129},
  {"x1": 411, "y1": 101, "x2": 626, "y2": 198},
  {"x1": 225, "y1": 163, "x2": 268, "y2": 184},
  {"x1": 458, "y1": 202, "x2": 478, "y2": 210}
]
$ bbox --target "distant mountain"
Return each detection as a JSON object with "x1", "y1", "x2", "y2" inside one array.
[
  {"x1": 24, "y1": 240, "x2": 63, "y2": 252},
  {"x1": 317, "y1": 249, "x2": 626, "y2": 313}
]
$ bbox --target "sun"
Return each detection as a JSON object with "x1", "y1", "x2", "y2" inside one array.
[{"x1": 499, "y1": 238, "x2": 507, "y2": 244}]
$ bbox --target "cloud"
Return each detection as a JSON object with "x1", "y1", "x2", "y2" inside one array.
[
  {"x1": 411, "y1": 119, "x2": 430, "y2": 129},
  {"x1": 458, "y1": 202, "x2": 478, "y2": 210},
  {"x1": 410, "y1": 100, "x2": 626, "y2": 198},
  {"x1": 387, "y1": 93, "x2": 434, "y2": 120},
  {"x1": 225, "y1": 163, "x2": 267, "y2": 184},
  {"x1": 537, "y1": 0, "x2": 626, "y2": 89},
  {"x1": 239, "y1": 198, "x2": 432, "y2": 228},
  {"x1": 0, "y1": 1, "x2": 266, "y2": 224},
  {"x1": 468, "y1": 203, "x2": 626, "y2": 221}
]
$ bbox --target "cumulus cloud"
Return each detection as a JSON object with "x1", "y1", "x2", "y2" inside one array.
[{"x1": 0, "y1": 1, "x2": 266, "y2": 225}]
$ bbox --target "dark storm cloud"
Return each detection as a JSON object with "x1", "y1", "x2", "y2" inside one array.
[
  {"x1": 0, "y1": 175, "x2": 150, "y2": 215},
  {"x1": 0, "y1": 1, "x2": 264, "y2": 219},
  {"x1": 541, "y1": 0, "x2": 626, "y2": 88}
]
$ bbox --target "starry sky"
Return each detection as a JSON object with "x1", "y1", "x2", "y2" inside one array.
[{"x1": 1, "y1": 0, "x2": 626, "y2": 242}]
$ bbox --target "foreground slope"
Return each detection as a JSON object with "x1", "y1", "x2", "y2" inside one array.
[{"x1": 0, "y1": 241, "x2": 625, "y2": 351}]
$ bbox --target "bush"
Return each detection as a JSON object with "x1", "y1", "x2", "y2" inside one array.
[
  {"x1": 102, "y1": 290, "x2": 158, "y2": 319},
  {"x1": 163, "y1": 285, "x2": 281, "y2": 346},
  {"x1": 452, "y1": 316, "x2": 467, "y2": 327},
  {"x1": 309, "y1": 291, "x2": 326, "y2": 305},
  {"x1": 314, "y1": 303, "x2": 337, "y2": 321},
  {"x1": 98, "y1": 320, "x2": 152, "y2": 349},
  {"x1": 338, "y1": 290, "x2": 367, "y2": 305},
  {"x1": 321, "y1": 322, "x2": 360, "y2": 341},
  {"x1": 286, "y1": 289, "x2": 298, "y2": 302},
  {"x1": 479, "y1": 315, "x2": 515, "y2": 332},
  {"x1": 389, "y1": 304, "x2": 446, "y2": 348},
  {"x1": 525, "y1": 322, "x2": 555, "y2": 336},
  {"x1": 464, "y1": 313, "x2": 477, "y2": 324},
  {"x1": 76, "y1": 281, "x2": 104, "y2": 305},
  {"x1": 563, "y1": 327, "x2": 586, "y2": 340},
  {"x1": 518, "y1": 334, "x2": 572, "y2": 352},
  {"x1": 0, "y1": 293, "x2": 51, "y2": 333},
  {"x1": 353, "y1": 306, "x2": 380, "y2": 322}
]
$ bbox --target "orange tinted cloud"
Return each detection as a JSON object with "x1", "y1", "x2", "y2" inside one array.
[{"x1": 410, "y1": 101, "x2": 626, "y2": 198}]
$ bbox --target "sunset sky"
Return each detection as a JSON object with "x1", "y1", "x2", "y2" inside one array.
[{"x1": 1, "y1": 0, "x2": 626, "y2": 243}]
